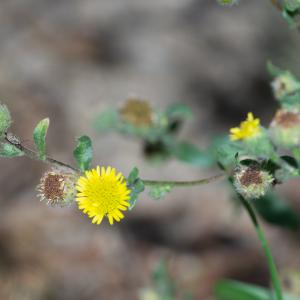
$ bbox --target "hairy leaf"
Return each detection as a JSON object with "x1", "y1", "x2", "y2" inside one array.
[
  {"x1": 33, "y1": 118, "x2": 49, "y2": 160},
  {"x1": 0, "y1": 143, "x2": 23, "y2": 157},
  {"x1": 73, "y1": 135, "x2": 93, "y2": 172}
]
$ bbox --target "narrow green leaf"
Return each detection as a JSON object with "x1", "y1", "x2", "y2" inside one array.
[
  {"x1": 33, "y1": 118, "x2": 49, "y2": 160},
  {"x1": 0, "y1": 143, "x2": 24, "y2": 157},
  {"x1": 254, "y1": 192, "x2": 300, "y2": 230},
  {"x1": 73, "y1": 135, "x2": 93, "y2": 172},
  {"x1": 215, "y1": 280, "x2": 298, "y2": 300},
  {"x1": 215, "y1": 280, "x2": 270, "y2": 300}
]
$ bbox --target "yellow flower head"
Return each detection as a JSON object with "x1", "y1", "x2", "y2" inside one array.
[
  {"x1": 230, "y1": 112, "x2": 261, "y2": 141},
  {"x1": 76, "y1": 166, "x2": 131, "y2": 225}
]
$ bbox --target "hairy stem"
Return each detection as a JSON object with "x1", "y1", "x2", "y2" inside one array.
[
  {"x1": 143, "y1": 173, "x2": 225, "y2": 187},
  {"x1": 238, "y1": 196, "x2": 283, "y2": 300},
  {"x1": 5, "y1": 135, "x2": 79, "y2": 172}
]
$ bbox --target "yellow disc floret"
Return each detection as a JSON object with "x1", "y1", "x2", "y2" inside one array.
[
  {"x1": 76, "y1": 166, "x2": 131, "y2": 225},
  {"x1": 230, "y1": 112, "x2": 261, "y2": 141}
]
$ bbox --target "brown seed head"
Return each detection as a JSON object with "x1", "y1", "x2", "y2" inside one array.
[
  {"x1": 273, "y1": 110, "x2": 300, "y2": 128},
  {"x1": 43, "y1": 173, "x2": 65, "y2": 201},
  {"x1": 37, "y1": 170, "x2": 77, "y2": 206},
  {"x1": 240, "y1": 167, "x2": 262, "y2": 187}
]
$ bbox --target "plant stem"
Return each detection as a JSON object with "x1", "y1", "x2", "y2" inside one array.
[
  {"x1": 5, "y1": 135, "x2": 79, "y2": 172},
  {"x1": 238, "y1": 196, "x2": 283, "y2": 300},
  {"x1": 143, "y1": 173, "x2": 225, "y2": 187}
]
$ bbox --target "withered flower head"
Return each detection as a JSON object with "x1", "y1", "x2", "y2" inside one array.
[
  {"x1": 120, "y1": 98, "x2": 153, "y2": 127},
  {"x1": 234, "y1": 166, "x2": 274, "y2": 200},
  {"x1": 269, "y1": 109, "x2": 300, "y2": 148},
  {"x1": 37, "y1": 169, "x2": 78, "y2": 206}
]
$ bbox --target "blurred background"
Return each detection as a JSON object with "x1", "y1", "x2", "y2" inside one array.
[{"x1": 1, "y1": 0, "x2": 300, "y2": 299}]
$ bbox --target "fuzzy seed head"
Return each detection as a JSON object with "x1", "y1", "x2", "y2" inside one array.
[
  {"x1": 234, "y1": 166, "x2": 274, "y2": 200},
  {"x1": 269, "y1": 109, "x2": 300, "y2": 148},
  {"x1": 37, "y1": 169, "x2": 78, "y2": 206}
]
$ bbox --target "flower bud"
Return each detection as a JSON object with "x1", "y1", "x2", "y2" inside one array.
[
  {"x1": 0, "y1": 104, "x2": 12, "y2": 138},
  {"x1": 37, "y1": 168, "x2": 78, "y2": 206},
  {"x1": 234, "y1": 166, "x2": 274, "y2": 200},
  {"x1": 120, "y1": 99, "x2": 153, "y2": 127},
  {"x1": 271, "y1": 72, "x2": 300, "y2": 100},
  {"x1": 269, "y1": 109, "x2": 300, "y2": 148}
]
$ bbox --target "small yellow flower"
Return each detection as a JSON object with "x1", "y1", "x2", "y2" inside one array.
[
  {"x1": 230, "y1": 112, "x2": 261, "y2": 141},
  {"x1": 76, "y1": 166, "x2": 131, "y2": 225}
]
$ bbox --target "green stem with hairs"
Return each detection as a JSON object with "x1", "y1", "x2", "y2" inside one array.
[
  {"x1": 238, "y1": 195, "x2": 283, "y2": 300},
  {"x1": 5, "y1": 134, "x2": 79, "y2": 172},
  {"x1": 143, "y1": 173, "x2": 225, "y2": 187}
]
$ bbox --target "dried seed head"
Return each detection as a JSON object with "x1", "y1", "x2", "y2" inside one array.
[
  {"x1": 120, "y1": 99, "x2": 153, "y2": 127},
  {"x1": 234, "y1": 166, "x2": 274, "y2": 200},
  {"x1": 37, "y1": 169, "x2": 78, "y2": 206},
  {"x1": 269, "y1": 109, "x2": 300, "y2": 148},
  {"x1": 272, "y1": 110, "x2": 300, "y2": 128},
  {"x1": 239, "y1": 167, "x2": 263, "y2": 187}
]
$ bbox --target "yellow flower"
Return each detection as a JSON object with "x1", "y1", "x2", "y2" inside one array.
[
  {"x1": 230, "y1": 112, "x2": 261, "y2": 141},
  {"x1": 76, "y1": 166, "x2": 131, "y2": 225}
]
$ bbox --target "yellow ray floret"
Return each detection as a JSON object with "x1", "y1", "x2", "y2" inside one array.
[
  {"x1": 230, "y1": 112, "x2": 261, "y2": 141},
  {"x1": 76, "y1": 166, "x2": 131, "y2": 225}
]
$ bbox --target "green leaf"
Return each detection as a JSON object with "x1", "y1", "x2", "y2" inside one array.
[
  {"x1": 215, "y1": 280, "x2": 270, "y2": 300},
  {"x1": 127, "y1": 167, "x2": 139, "y2": 185},
  {"x1": 172, "y1": 142, "x2": 214, "y2": 167},
  {"x1": 127, "y1": 167, "x2": 145, "y2": 210},
  {"x1": 254, "y1": 192, "x2": 300, "y2": 230},
  {"x1": 267, "y1": 61, "x2": 284, "y2": 77},
  {"x1": 128, "y1": 178, "x2": 145, "y2": 210},
  {"x1": 215, "y1": 280, "x2": 298, "y2": 300},
  {"x1": 212, "y1": 137, "x2": 243, "y2": 169},
  {"x1": 165, "y1": 103, "x2": 193, "y2": 119},
  {"x1": 0, "y1": 143, "x2": 24, "y2": 157},
  {"x1": 244, "y1": 133, "x2": 276, "y2": 159},
  {"x1": 292, "y1": 148, "x2": 300, "y2": 167},
  {"x1": 284, "y1": 0, "x2": 300, "y2": 12},
  {"x1": 0, "y1": 104, "x2": 12, "y2": 138},
  {"x1": 73, "y1": 135, "x2": 93, "y2": 172},
  {"x1": 149, "y1": 184, "x2": 173, "y2": 200},
  {"x1": 33, "y1": 118, "x2": 49, "y2": 160}
]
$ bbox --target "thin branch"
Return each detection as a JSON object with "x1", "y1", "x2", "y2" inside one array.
[
  {"x1": 143, "y1": 173, "x2": 225, "y2": 187},
  {"x1": 4, "y1": 134, "x2": 79, "y2": 173}
]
